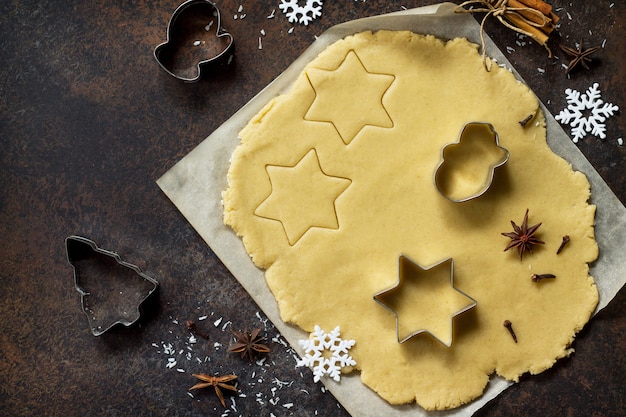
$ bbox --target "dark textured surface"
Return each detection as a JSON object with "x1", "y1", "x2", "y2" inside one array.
[{"x1": 0, "y1": 1, "x2": 623, "y2": 416}]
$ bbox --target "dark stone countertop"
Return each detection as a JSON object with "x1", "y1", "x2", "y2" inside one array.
[{"x1": 0, "y1": 1, "x2": 623, "y2": 416}]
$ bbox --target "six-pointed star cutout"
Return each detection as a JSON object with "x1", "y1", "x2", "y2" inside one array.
[
  {"x1": 305, "y1": 50, "x2": 395, "y2": 145},
  {"x1": 374, "y1": 256, "x2": 476, "y2": 346},
  {"x1": 255, "y1": 149, "x2": 351, "y2": 245}
]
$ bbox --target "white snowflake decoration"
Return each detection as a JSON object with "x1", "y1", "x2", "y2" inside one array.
[
  {"x1": 279, "y1": 0, "x2": 323, "y2": 25},
  {"x1": 555, "y1": 83, "x2": 619, "y2": 143},
  {"x1": 296, "y1": 325, "x2": 356, "y2": 382}
]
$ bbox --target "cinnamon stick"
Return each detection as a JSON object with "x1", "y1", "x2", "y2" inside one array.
[
  {"x1": 508, "y1": 0, "x2": 553, "y2": 28},
  {"x1": 549, "y1": 11, "x2": 560, "y2": 24},
  {"x1": 517, "y1": 0, "x2": 552, "y2": 16},
  {"x1": 505, "y1": 13, "x2": 550, "y2": 45}
]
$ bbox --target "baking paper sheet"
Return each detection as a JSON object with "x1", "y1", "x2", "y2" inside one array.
[{"x1": 157, "y1": 3, "x2": 626, "y2": 415}]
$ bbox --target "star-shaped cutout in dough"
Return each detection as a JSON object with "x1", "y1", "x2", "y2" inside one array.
[
  {"x1": 305, "y1": 50, "x2": 395, "y2": 145},
  {"x1": 255, "y1": 149, "x2": 351, "y2": 245},
  {"x1": 374, "y1": 256, "x2": 476, "y2": 347}
]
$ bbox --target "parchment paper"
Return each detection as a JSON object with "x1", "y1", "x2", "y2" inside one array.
[{"x1": 157, "y1": 3, "x2": 626, "y2": 416}]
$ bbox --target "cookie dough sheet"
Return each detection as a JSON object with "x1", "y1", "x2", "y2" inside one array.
[{"x1": 157, "y1": 3, "x2": 626, "y2": 416}]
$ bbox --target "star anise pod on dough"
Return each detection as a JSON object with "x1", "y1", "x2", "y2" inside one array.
[
  {"x1": 190, "y1": 373, "x2": 237, "y2": 407},
  {"x1": 501, "y1": 209, "x2": 545, "y2": 260},
  {"x1": 227, "y1": 328, "x2": 270, "y2": 361}
]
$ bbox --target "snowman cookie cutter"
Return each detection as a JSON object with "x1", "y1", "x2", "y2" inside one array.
[
  {"x1": 434, "y1": 122, "x2": 509, "y2": 203},
  {"x1": 154, "y1": 0, "x2": 235, "y2": 82}
]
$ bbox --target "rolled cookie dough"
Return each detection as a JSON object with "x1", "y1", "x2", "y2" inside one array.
[{"x1": 223, "y1": 31, "x2": 598, "y2": 410}]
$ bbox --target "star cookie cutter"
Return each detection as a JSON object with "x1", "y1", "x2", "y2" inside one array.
[
  {"x1": 373, "y1": 256, "x2": 477, "y2": 347},
  {"x1": 66, "y1": 236, "x2": 159, "y2": 336},
  {"x1": 154, "y1": 0, "x2": 234, "y2": 82},
  {"x1": 434, "y1": 122, "x2": 509, "y2": 202}
]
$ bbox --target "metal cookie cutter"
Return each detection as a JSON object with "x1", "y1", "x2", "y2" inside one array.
[
  {"x1": 434, "y1": 122, "x2": 509, "y2": 202},
  {"x1": 66, "y1": 236, "x2": 159, "y2": 336},
  {"x1": 373, "y1": 256, "x2": 477, "y2": 347},
  {"x1": 154, "y1": 0, "x2": 234, "y2": 82}
]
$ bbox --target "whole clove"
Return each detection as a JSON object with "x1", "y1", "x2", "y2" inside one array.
[
  {"x1": 186, "y1": 320, "x2": 210, "y2": 340},
  {"x1": 503, "y1": 320, "x2": 518, "y2": 343},
  {"x1": 556, "y1": 235, "x2": 570, "y2": 254},
  {"x1": 531, "y1": 273, "x2": 556, "y2": 282}
]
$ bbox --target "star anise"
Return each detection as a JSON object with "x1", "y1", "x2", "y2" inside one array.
[
  {"x1": 560, "y1": 41, "x2": 600, "y2": 74},
  {"x1": 501, "y1": 209, "x2": 545, "y2": 260},
  {"x1": 227, "y1": 328, "x2": 270, "y2": 361},
  {"x1": 190, "y1": 373, "x2": 238, "y2": 407}
]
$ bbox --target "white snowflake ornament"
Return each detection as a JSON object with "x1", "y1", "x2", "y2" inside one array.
[
  {"x1": 296, "y1": 325, "x2": 356, "y2": 382},
  {"x1": 279, "y1": 0, "x2": 323, "y2": 25},
  {"x1": 555, "y1": 83, "x2": 619, "y2": 143}
]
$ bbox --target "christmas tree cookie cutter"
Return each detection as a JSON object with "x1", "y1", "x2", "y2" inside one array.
[
  {"x1": 434, "y1": 122, "x2": 509, "y2": 202},
  {"x1": 66, "y1": 236, "x2": 159, "y2": 336},
  {"x1": 154, "y1": 0, "x2": 234, "y2": 82}
]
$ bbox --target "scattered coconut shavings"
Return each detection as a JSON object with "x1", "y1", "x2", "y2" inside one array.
[
  {"x1": 279, "y1": 0, "x2": 323, "y2": 25},
  {"x1": 296, "y1": 325, "x2": 356, "y2": 382},
  {"x1": 256, "y1": 311, "x2": 269, "y2": 326},
  {"x1": 273, "y1": 378, "x2": 293, "y2": 388},
  {"x1": 151, "y1": 311, "x2": 336, "y2": 413},
  {"x1": 233, "y1": 4, "x2": 246, "y2": 20},
  {"x1": 555, "y1": 83, "x2": 619, "y2": 143}
]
